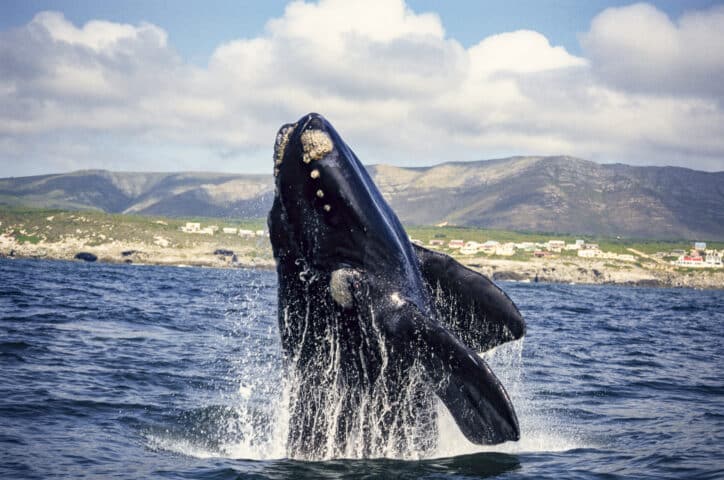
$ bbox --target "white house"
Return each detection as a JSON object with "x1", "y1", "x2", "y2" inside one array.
[
  {"x1": 515, "y1": 242, "x2": 536, "y2": 252},
  {"x1": 448, "y1": 239, "x2": 464, "y2": 249},
  {"x1": 495, "y1": 243, "x2": 516, "y2": 256},
  {"x1": 480, "y1": 240, "x2": 500, "y2": 254},
  {"x1": 460, "y1": 243, "x2": 479, "y2": 255},
  {"x1": 565, "y1": 241, "x2": 584, "y2": 251},
  {"x1": 181, "y1": 222, "x2": 201, "y2": 233},
  {"x1": 547, "y1": 240, "x2": 566, "y2": 252},
  {"x1": 578, "y1": 249, "x2": 600, "y2": 258},
  {"x1": 704, "y1": 252, "x2": 722, "y2": 267}
]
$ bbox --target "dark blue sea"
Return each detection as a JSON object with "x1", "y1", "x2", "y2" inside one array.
[{"x1": 1, "y1": 258, "x2": 722, "y2": 479}]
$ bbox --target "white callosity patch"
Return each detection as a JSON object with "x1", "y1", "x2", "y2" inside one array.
[
  {"x1": 274, "y1": 124, "x2": 295, "y2": 166},
  {"x1": 300, "y1": 129, "x2": 333, "y2": 164},
  {"x1": 390, "y1": 292, "x2": 405, "y2": 307},
  {"x1": 329, "y1": 268, "x2": 360, "y2": 309}
]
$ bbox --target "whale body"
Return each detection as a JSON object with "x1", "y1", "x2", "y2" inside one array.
[{"x1": 268, "y1": 113, "x2": 526, "y2": 459}]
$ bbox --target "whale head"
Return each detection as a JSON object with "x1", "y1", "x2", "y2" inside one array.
[{"x1": 270, "y1": 112, "x2": 418, "y2": 284}]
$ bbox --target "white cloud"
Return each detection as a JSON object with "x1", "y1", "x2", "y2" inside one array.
[
  {"x1": 0, "y1": 0, "x2": 723, "y2": 176},
  {"x1": 581, "y1": 2, "x2": 724, "y2": 98}
]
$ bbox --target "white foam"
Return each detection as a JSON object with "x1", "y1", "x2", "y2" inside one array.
[
  {"x1": 432, "y1": 339, "x2": 585, "y2": 457},
  {"x1": 433, "y1": 400, "x2": 583, "y2": 458},
  {"x1": 151, "y1": 283, "x2": 584, "y2": 461},
  {"x1": 144, "y1": 432, "x2": 220, "y2": 459}
]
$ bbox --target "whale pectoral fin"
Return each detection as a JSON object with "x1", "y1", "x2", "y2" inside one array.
[
  {"x1": 389, "y1": 302, "x2": 520, "y2": 444},
  {"x1": 412, "y1": 244, "x2": 525, "y2": 352}
]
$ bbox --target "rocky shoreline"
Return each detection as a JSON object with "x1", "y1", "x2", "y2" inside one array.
[
  {"x1": 2, "y1": 236, "x2": 722, "y2": 290},
  {"x1": 0, "y1": 236, "x2": 276, "y2": 270},
  {"x1": 465, "y1": 258, "x2": 724, "y2": 290}
]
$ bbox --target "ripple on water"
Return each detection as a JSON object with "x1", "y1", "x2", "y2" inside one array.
[{"x1": 0, "y1": 259, "x2": 723, "y2": 479}]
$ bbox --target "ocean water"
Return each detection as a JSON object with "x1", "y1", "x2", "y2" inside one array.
[{"x1": 0, "y1": 257, "x2": 722, "y2": 479}]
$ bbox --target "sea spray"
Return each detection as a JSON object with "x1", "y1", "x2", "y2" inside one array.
[
  {"x1": 433, "y1": 338, "x2": 582, "y2": 456},
  {"x1": 280, "y1": 301, "x2": 437, "y2": 460},
  {"x1": 151, "y1": 272, "x2": 578, "y2": 460}
]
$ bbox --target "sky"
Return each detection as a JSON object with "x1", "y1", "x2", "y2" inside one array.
[{"x1": 1, "y1": 0, "x2": 723, "y2": 176}]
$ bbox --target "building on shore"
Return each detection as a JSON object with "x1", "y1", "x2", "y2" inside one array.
[
  {"x1": 460, "y1": 241, "x2": 480, "y2": 255},
  {"x1": 673, "y1": 251, "x2": 723, "y2": 268},
  {"x1": 547, "y1": 240, "x2": 566, "y2": 252},
  {"x1": 578, "y1": 247, "x2": 601, "y2": 258},
  {"x1": 496, "y1": 243, "x2": 516, "y2": 256},
  {"x1": 515, "y1": 242, "x2": 536, "y2": 252},
  {"x1": 180, "y1": 222, "x2": 201, "y2": 233},
  {"x1": 448, "y1": 239, "x2": 464, "y2": 249},
  {"x1": 180, "y1": 222, "x2": 216, "y2": 235},
  {"x1": 565, "y1": 240, "x2": 586, "y2": 251}
]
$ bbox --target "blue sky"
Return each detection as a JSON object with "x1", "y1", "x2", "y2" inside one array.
[
  {"x1": 3, "y1": 0, "x2": 721, "y2": 58},
  {"x1": 1, "y1": 0, "x2": 723, "y2": 175}
]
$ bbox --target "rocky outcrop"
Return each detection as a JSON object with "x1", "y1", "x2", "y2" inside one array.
[
  {"x1": 464, "y1": 257, "x2": 723, "y2": 289},
  {"x1": 74, "y1": 252, "x2": 97, "y2": 262}
]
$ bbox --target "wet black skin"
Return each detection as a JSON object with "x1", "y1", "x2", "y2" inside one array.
[{"x1": 268, "y1": 113, "x2": 526, "y2": 458}]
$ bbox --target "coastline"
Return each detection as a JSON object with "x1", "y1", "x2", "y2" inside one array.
[{"x1": 2, "y1": 237, "x2": 722, "y2": 290}]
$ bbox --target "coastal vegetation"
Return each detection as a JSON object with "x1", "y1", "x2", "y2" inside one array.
[{"x1": 1, "y1": 206, "x2": 722, "y2": 289}]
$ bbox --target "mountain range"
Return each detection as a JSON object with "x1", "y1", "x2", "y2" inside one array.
[{"x1": 1, "y1": 156, "x2": 722, "y2": 240}]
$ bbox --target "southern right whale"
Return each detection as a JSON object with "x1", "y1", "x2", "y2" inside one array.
[{"x1": 268, "y1": 113, "x2": 526, "y2": 459}]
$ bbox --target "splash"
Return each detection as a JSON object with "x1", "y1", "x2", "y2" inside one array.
[
  {"x1": 147, "y1": 278, "x2": 582, "y2": 461},
  {"x1": 433, "y1": 339, "x2": 583, "y2": 457},
  {"x1": 279, "y1": 302, "x2": 438, "y2": 460}
]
